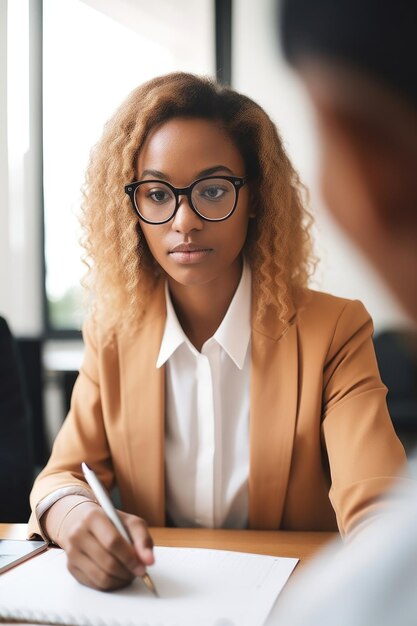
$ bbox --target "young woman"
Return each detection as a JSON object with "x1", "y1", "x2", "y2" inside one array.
[{"x1": 29, "y1": 72, "x2": 407, "y2": 590}]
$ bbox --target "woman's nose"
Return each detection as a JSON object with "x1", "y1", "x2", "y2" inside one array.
[{"x1": 171, "y1": 196, "x2": 203, "y2": 233}]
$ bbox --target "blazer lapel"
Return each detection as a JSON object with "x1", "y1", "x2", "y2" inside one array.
[
  {"x1": 118, "y1": 282, "x2": 300, "y2": 529},
  {"x1": 119, "y1": 283, "x2": 166, "y2": 526},
  {"x1": 249, "y1": 305, "x2": 299, "y2": 529}
]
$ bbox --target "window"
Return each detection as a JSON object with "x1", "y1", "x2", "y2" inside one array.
[{"x1": 43, "y1": 0, "x2": 215, "y2": 331}]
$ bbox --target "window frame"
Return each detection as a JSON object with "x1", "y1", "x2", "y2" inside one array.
[{"x1": 41, "y1": 0, "x2": 232, "y2": 338}]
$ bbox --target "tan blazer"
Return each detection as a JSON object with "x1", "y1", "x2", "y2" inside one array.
[{"x1": 29, "y1": 285, "x2": 407, "y2": 537}]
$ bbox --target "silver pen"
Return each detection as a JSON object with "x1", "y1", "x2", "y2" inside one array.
[{"x1": 81, "y1": 462, "x2": 158, "y2": 596}]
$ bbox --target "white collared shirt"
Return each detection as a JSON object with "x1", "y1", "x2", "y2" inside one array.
[
  {"x1": 156, "y1": 262, "x2": 252, "y2": 529},
  {"x1": 36, "y1": 266, "x2": 251, "y2": 535}
]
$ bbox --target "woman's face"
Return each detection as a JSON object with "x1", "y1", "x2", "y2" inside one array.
[{"x1": 135, "y1": 117, "x2": 252, "y2": 295}]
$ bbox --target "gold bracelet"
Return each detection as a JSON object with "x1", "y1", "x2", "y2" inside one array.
[{"x1": 56, "y1": 499, "x2": 97, "y2": 543}]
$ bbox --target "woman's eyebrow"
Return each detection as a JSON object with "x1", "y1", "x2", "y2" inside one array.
[
  {"x1": 140, "y1": 169, "x2": 167, "y2": 180},
  {"x1": 197, "y1": 165, "x2": 235, "y2": 177},
  {"x1": 139, "y1": 165, "x2": 235, "y2": 181}
]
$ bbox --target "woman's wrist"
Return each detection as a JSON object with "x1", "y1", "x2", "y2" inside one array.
[{"x1": 43, "y1": 495, "x2": 98, "y2": 546}]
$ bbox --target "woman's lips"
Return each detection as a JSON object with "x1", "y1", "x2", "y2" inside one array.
[{"x1": 169, "y1": 243, "x2": 213, "y2": 264}]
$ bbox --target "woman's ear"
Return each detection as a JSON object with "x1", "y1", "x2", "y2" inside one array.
[
  {"x1": 247, "y1": 183, "x2": 257, "y2": 218},
  {"x1": 312, "y1": 102, "x2": 417, "y2": 321},
  {"x1": 304, "y1": 62, "x2": 417, "y2": 237},
  {"x1": 311, "y1": 101, "x2": 417, "y2": 248},
  {"x1": 327, "y1": 108, "x2": 417, "y2": 233}
]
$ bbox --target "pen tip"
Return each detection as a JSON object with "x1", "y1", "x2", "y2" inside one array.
[{"x1": 143, "y1": 573, "x2": 159, "y2": 597}]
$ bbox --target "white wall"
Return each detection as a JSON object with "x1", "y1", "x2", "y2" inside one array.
[
  {"x1": 232, "y1": 0, "x2": 411, "y2": 332},
  {"x1": 0, "y1": 0, "x2": 43, "y2": 336},
  {"x1": 0, "y1": 0, "x2": 10, "y2": 327},
  {"x1": 1, "y1": 0, "x2": 214, "y2": 337}
]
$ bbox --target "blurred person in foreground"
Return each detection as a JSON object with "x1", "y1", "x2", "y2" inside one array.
[{"x1": 274, "y1": 1, "x2": 417, "y2": 624}]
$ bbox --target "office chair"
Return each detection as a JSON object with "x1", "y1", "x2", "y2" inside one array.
[
  {"x1": 0, "y1": 316, "x2": 35, "y2": 522},
  {"x1": 15, "y1": 337, "x2": 49, "y2": 468},
  {"x1": 373, "y1": 329, "x2": 417, "y2": 455}
]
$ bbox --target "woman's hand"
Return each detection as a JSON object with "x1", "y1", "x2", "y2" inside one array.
[{"x1": 44, "y1": 496, "x2": 155, "y2": 590}]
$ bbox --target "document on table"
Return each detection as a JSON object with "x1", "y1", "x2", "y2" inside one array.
[{"x1": 0, "y1": 545, "x2": 298, "y2": 626}]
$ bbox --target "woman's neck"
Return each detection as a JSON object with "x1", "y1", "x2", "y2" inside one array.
[{"x1": 167, "y1": 261, "x2": 244, "y2": 351}]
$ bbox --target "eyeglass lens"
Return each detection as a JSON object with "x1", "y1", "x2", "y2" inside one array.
[{"x1": 134, "y1": 178, "x2": 237, "y2": 223}]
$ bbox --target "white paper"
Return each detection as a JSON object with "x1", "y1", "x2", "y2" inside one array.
[{"x1": 0, "y1": 546, "x2": 298, "y2": 626}]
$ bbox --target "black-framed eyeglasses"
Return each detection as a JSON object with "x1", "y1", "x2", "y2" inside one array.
[{"x1": 124, "y1": 175, "x2": 246, "y2": 225}]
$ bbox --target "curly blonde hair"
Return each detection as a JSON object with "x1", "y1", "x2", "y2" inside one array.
[{"x1": 80, "y1": 72, "x2": 315, "y2": 331}]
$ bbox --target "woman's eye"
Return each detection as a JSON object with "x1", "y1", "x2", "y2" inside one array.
[
  {"x1": 148, "y1": 189, "x2": 170, "y2": 203},
  {"x1": 201, "y1": 185, "x2": 226, "y2": 200}
]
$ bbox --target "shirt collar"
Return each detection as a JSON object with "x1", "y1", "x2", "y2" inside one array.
[
  {"x1": 156, "y1": 283, "x2": 188, "y2": 368},
  {"x1": 212, "y1": 261, "x2": 251, "y2": 369},
  {"x1": 156, "y1": 260, "x2": 252, "y2": 370}
]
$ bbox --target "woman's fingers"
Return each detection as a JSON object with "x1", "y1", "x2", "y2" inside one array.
[
  {"x1": 66, "y1": 547, "x2": 133, "y2": 590},
  {"x1": 66, "y1": 519, "x2": 134, "y2": 585},
  {"x1": 120, "y1": 511, "x2": 155, "y2": 574},
  {"x1": 59, "y1": 503, "x2": 154, "y2": 590}
]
